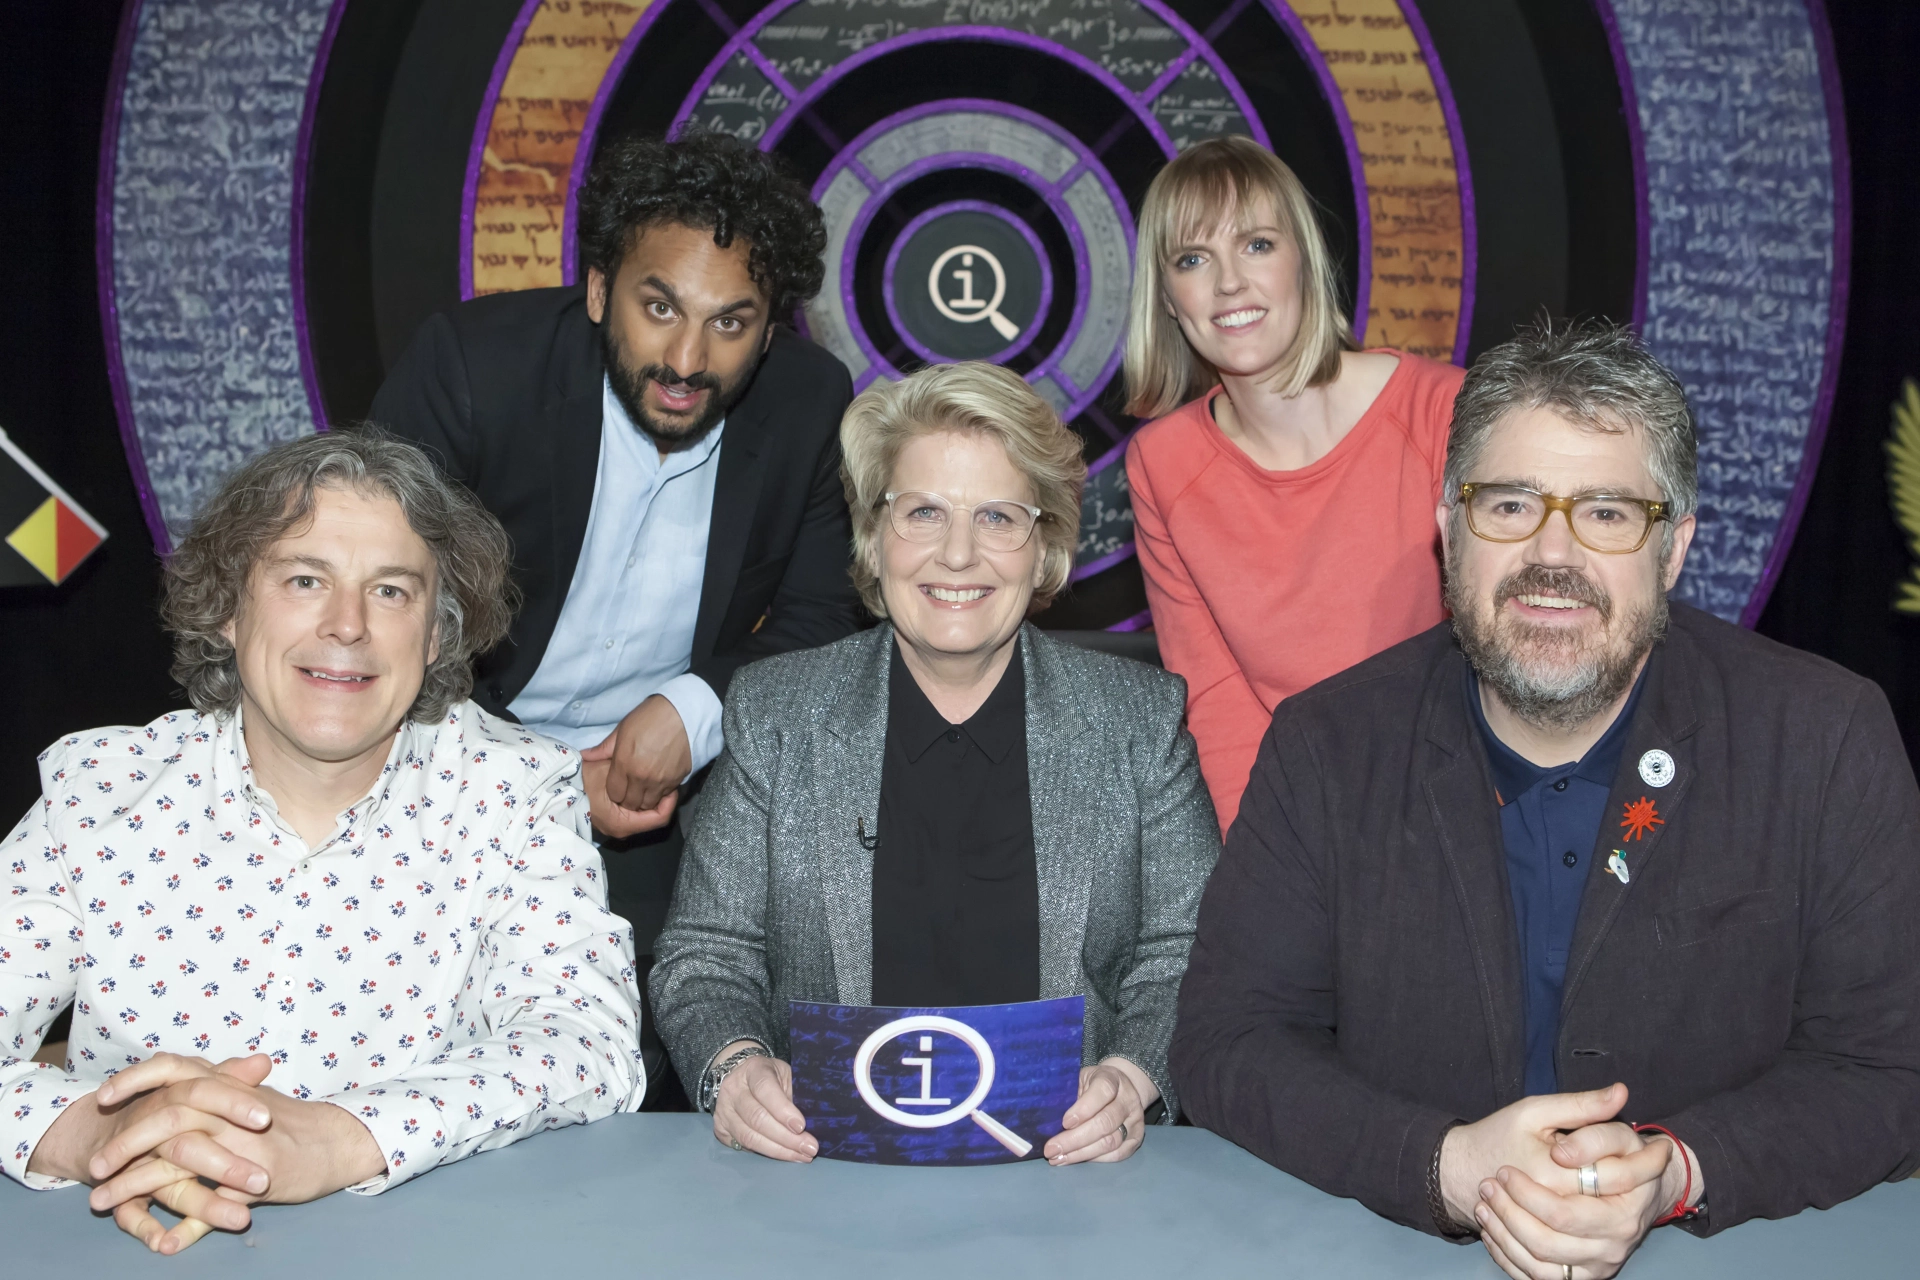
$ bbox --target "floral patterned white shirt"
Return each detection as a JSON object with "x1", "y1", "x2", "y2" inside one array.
[{"x1": 0, "y1": 701, "x2": 644, "y2": 1191}]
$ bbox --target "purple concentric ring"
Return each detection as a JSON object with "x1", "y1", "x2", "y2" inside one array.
[
  {"x1": 832, "y1": 146, "x2": 1091, "y2": 398},
  {"x1": 881, "y1": 201, "x2": 1057, "y2": 368},
  {"x1": 807, "y1": 99, "x2": 1136, "y2": 421},
  {"x1": 1590, "y1": 0, "x2": 1651, "y2": 332},
  {"x1": 1396, "y1": 0, "x2": 1477, "y2": 365},
  {"x1": 458, "y1": 0, "x2": 544, "y2": 301},
  {"x1": 95, "y1": 0, "x2": 166, "y2": 550},
  {"x1": 289, "y1": 0, "x2": 352, "y2": 427},
  {"x1": 742, "y1": 26, "x2": 1178, "y2": 160},
  {"x1": 663, "y1": 0, "x2": 1273, "y2": 163},
  {"x1": 1252, "y1": 0, "x2": 1372, "y2": 339},
  {"x1": 557, "y1": 0, "x2": 685, "y2": 286},
  {"x1": 1742, "y1": 0, "x2": 1851, "y2": 627}
]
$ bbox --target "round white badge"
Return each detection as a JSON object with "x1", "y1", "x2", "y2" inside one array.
[{"x1": 1638, "y1": 749, "x2": 1675, "y2": 788}]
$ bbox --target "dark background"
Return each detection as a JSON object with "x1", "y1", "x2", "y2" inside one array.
[{"x1": 2, "y1": 0, "x2": 1916, "y2": 827}]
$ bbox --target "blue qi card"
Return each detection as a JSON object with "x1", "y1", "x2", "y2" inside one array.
[{"x1": 787, "y1": 996, "x2": 1085, "y2": 1166}]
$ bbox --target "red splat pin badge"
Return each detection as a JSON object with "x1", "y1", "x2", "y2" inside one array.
[{"x1": 1621, "y1": 796, "x2": 1663, "y2": 841}]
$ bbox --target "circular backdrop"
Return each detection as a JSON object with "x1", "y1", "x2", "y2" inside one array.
[{"x1": 98, "y1": 0, "x2": 1848, "y2": 630}]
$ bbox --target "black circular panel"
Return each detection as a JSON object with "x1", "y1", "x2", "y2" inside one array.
[{"x1": 887, "y1": 207, "x2": 1049, "y2": 363}]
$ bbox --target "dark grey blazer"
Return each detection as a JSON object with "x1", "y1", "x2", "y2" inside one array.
[
  {"x1": 649, "y1": 623, "x2": 1221, "y2": 1116},
  {"x1": 1171, "y1": 604, "x2": 1920, "y2": 1235}
]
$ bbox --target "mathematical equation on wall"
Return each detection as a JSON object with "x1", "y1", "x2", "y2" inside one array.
[
  {"x1": 687, "y1": 0, "x2": 1257, "y2": 149},
  {"x1": 754, "y1": 0, "x2": 1189, "y2": 96}
]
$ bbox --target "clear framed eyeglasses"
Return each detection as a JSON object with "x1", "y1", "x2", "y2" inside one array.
[
  {"x1": 1457, "y1": 482, "x2": 1671, "y2": 554},
  {"x1": 881, "y1": 491, "x2": 1046, "y2": 552}
]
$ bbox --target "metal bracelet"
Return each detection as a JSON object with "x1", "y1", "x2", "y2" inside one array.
[{"x1": 700, "y1": 1043, "x2": 773, "y2": 1113}]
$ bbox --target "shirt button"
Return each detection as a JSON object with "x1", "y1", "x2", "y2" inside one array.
[
  {"x1": 604, "y1": 639, "x2": 614, "y2": 650},
  {"x1": 1552, "y1": 779, "x2": 1569, "y2": 792},
  {"x1": 1563, "y1": 851, "x2": 1578, "y2": 868},
  {"x1": 945, "y1": 729, "x2": 961, "y2": 744},
  {"x1": 572, "y1": 700, "x2": 585, "y2": 710},
  {"x1": 627, "y1": 556, "x2": 637, "y2": 568}
]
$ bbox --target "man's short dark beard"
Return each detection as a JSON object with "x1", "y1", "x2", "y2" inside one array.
[
  {"x1": 599, "y1": 321, "x2": 761, "y2": 453},
  {"x1": 1446, "y1": 551, "x2": 1668, "y2": 733}
]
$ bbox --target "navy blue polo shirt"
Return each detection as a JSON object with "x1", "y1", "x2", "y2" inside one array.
[{"x1": 1466, "y1": 667, "x2": 1646, "y2": 1096}]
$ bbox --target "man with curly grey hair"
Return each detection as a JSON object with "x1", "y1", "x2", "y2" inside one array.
[
  {"x1": 0, "y1": 431, "x2": 643, "y2": 1254},
  {"x1": 1174, "y1": 321, "x2": 1920, "y2": 1276}
]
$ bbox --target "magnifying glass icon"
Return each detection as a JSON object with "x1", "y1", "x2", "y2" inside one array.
[
  {"x1": 928, "y1": 245, "x2": 1022, "y2": 342},
  {"x1": 852, "y1": 1014, "x2": 1032, "y2": 1157}
]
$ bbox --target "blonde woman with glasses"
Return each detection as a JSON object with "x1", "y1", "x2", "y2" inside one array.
[
  {"x1": 1124, "y1": 136, "x2": 1465, "y2": 832},
  {"x1": 649, "y1": 362, "x2": 1220, "y2": 1167}
]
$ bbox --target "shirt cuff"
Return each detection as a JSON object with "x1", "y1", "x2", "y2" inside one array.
[
  {"x1": 3, "y1": 1068, "x2": 103, "y2": 1190},
  {"x1": 323, "y1": 1089, "x2": 437, "y2": 1195},
  {"x1": 657, "y1": 673, "x2": 725, "y2": 777}
]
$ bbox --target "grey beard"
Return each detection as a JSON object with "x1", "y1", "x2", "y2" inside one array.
[{"x1": 1447, "y1": 561, "x2": 1668, "y2": 733}]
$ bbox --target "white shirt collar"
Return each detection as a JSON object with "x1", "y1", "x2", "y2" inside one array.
[
  {"x1": 599, "y1": 375, "x2": 725, "y2": 479},
  {"x1": 215, "y1": 703, "x2": 421, "y2": 839}
]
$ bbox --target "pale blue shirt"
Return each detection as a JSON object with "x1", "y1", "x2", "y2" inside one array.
[{"x1": 508, "y1": 377, "x2": 727, "y2": 774}]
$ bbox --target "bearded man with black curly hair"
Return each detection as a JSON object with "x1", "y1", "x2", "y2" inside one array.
[{"x1": 373, "y1": 130, "x2": 861, "y2": 968}]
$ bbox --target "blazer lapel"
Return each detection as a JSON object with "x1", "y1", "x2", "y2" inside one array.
[
  {"x1": 691, "y1": 380, "x2": 770, "y2": 662},
  {"x1": 1562, "y1": 631, "x2": 1701, "y2": 1013},
  {"x1": 503, "y1": 391, "x2": 602, "y2": 701},
  {"x1": 813, "y1": 626, "x2": 891, "y2": 1005},
  {"x1": 1421, "y1": 657, "x2": 1529, "y2": 1102},
  {"x1": 1022, "y1": 628, "x2": 1095, "y2": 1000},
  {"x1": 550, "y1": 392, "x2": 602, "y2": 582}
]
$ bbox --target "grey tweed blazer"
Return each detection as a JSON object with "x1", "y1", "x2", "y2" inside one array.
[{"x1": 648, "y1": 623, "x2": 1221, "y2": 1117}]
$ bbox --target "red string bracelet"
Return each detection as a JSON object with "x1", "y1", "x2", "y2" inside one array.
[{"x1": 1631, "y1": 1123, "x2": 1702, "y2": 1225}]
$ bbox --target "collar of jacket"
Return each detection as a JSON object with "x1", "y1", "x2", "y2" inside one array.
[{"x1": 542, "y1": 312, "x2": 794, "y2": 677}]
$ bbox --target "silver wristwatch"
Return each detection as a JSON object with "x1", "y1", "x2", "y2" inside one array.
[{"x1": 700, "y1": 1042, "x2": 773, "y2": 1112}]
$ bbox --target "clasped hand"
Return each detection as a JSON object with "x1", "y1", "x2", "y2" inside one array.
[
  {"x1": 580, "y1": 694, "x2": 692, "y2": 837},
  {"x1": 26, "y1": 1051, "x2": 384, "y2": 1255},
  {"x1": 1441, "y1": 1082, "x2": 1700, "y2": 1280},
  {"x1": 709, "y1": 1045, "x2": 1154, "y2": 1166}
]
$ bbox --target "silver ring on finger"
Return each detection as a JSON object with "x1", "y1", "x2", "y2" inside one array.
[
  {"x1": 1563, "y1": 1265, "x2": 1573, "y2": 1280},
  {"x1": 731, "y1": 1137, "x2": 744, "y2": 1152},
  {"x1": 1119, "y1": 1121, "x2": 1129, "y2": 1145},
  {"x1": 1579, "y1": 1163, "x2": 1599, "y2": 1196}
]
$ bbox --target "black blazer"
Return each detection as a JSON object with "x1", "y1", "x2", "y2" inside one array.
[
  {"x1": 1171, "y1": 604, "x2": 1920, "y2": 1236},
  {"x1": 370, "y1": 286, "x2": 864, "y2": 715}
]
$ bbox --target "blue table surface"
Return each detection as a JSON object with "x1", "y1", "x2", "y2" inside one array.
[{"x1": 4, "y1": 1114, "x2": 1914, "y2": 1277}]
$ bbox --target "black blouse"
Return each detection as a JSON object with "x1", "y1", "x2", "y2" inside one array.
[{"x1": 870, "y1": 640, "x2": 1040, "y2": 1007}]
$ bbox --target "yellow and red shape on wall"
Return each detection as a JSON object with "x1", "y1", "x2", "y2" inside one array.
[{"x1": 0, "y1": 429, "x2": 107, "y2": 587}]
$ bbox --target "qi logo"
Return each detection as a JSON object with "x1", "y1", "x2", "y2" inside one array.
[
  {"x1": 929, "y1": 245, "x2": 1019, "y2": 341},
  {"x1": 853, "y1": 1014, "x2": 1031, "y2": 1156},
  {"x1": 884, "y1": 204, "x2": 1049, "y2": 364}
]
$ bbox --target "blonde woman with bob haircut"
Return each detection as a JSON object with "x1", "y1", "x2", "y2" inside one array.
[
  {"x1": 651, "y1": 361, "x2": 1220, "y2": 1168},
  {"x1": 1124, "y1": 136, "x2": 1464, "y2": 831}
]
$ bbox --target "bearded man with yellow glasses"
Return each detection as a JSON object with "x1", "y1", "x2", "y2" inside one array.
[{"x1": 1171, "y1": 320, "x2": 1920, "y2": 1280}]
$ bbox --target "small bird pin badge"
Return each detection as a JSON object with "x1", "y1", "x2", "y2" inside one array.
[{"x1": 1607, "y1": 851, "x2": 1631, "y2": 885}]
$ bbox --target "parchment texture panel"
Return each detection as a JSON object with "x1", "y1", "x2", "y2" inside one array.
[
  {"x1": 108, "y1": 0, "x2": 336, "y2": 542},
  {"x1": 1609, "y1": 0, "x2": 1839, "y2": 620},
  {"x1": 1277, "y1": 0, "x2": 1463, "y2": 361},
  {"x1": 469, "y1": 0, "x2": 652, "y2": 298}
]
